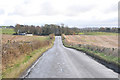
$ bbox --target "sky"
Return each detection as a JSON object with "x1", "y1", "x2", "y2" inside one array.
[{"x1": 0, "y1": 0, "x2": 119, "y2": 28}]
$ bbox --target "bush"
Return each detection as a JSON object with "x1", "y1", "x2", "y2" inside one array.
[{"x1": 49, "y1": 33, "x2": 55, "y2": 39}]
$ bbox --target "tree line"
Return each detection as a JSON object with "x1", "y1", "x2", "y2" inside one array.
[
  {"x1": 14, "y1": 24, "x2": 120, "y2": 35},
  {"x1": 14, "y1": 24, "x2": 80, "y2": 35}
]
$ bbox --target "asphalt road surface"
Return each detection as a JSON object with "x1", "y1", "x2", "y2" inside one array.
[{"x1": 25, "y1": 36, "x2": 118, "y2": 78}]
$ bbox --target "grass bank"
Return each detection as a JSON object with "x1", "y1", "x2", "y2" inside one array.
[
  {"x1": 2, "y1": 35, "x2": 55, "y2": 78},
  {"x1": 62, "y1": 35, "x2": 120, "y2": 73}
]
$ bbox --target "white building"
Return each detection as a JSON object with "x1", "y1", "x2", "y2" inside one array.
[{"x1": 25, "y1": 34, "x2": 33, "y2": 36}]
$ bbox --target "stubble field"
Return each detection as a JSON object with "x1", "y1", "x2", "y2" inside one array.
[{"x1": 64, "y1": 35, "x2": 118, "y2": 48}]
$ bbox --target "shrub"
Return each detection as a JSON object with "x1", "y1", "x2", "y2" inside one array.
[{"x1": 49, "y1": 33, "x2": 55, "y2": 40}]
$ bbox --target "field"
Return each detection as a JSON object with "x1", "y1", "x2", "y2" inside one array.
[
  {"x1": 64, "y1": 35, "x2": 118, "y2": 48},
  {"x1": 77, "y1": 32, "x2": 118, "y2": 35},
  {"x1": 0, "y1": 28, "x2": 15, "y2": 35},
  {"x1": 83, "y1": 32, "x2": 118, "y2": 35},
  {"x1": 2, "y1": 28, "x2": 15, "y2": 34},
  {"x1": 2, "y1": 34, "x2": 48, "y2": 44},
  {"x1": 2, "y1": 34, "x2": 54, "y2": 78}
]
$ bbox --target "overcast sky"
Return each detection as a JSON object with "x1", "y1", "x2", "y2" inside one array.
[{"x1": 0, "y1": 0, "x2": 119, "y2": 28}]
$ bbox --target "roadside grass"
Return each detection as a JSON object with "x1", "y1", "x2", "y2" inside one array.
[
  {"x1": 2, "y1": 35, "x2": 55, "y2": 78},
  {"x1": 2, "y1": 46, "x2": 52, "y2": 78},
  {"x1": 2, "y1": 28, "x2": 15, "y2": 34},
  {"x1": 64, "y1": 42, "x2": 119, "y2": 66}
]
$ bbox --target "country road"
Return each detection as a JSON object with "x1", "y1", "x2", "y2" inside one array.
[{"x1": 24, "y1": 36, "x2": 118, "y2": 78}]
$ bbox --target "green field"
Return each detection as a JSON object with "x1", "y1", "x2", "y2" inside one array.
[
  {"x1": 77, "y1": 32, "x2": 84, "y2": 35},
  {"x1": 78, "y1": 32, "x2": 118, "y2": 35},
  {"x1": 2, "y1": 28, "x2": 15, "y2": 34}
]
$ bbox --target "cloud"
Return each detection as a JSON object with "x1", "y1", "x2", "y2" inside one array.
[
  {"x1": 8, "y1": 4, "x2": 40, "y2": 16},
  {"x1": 104, "y1": 3, "x2": 118, "y2": 13},
  {"x1": 0, "y1": 0, "x2": 119, "y2": 27},
  {"x1": 38, "y1": 1, "x2": 59, "y2": 16},
  {"x1": 8, "y1": 0, "x2": 60, "y2": 16},
  {"x1": 63, "y1": 16, "x2": 117, "y2": 28},
  {"x1": 0, "y1": 9, "x2": 5, "y2": 15},
  {"x1": 66, "y1": 5, "x2": 95, "y2": 16}
]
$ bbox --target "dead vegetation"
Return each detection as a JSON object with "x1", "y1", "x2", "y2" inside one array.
[{"x1": 2, "y1": 34, "x2": 53, "y2": 72}]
